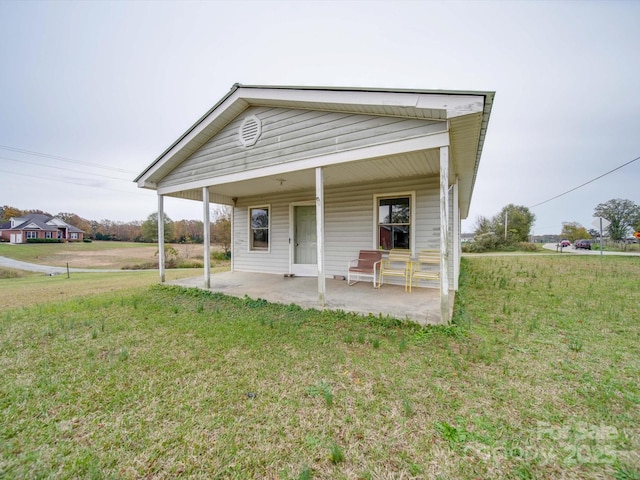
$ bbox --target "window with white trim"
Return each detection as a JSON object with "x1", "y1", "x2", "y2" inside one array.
[
  {"x1": 70, "y1": 233, "x2": 78, "y2": 239},
  {"x1": 45, "y1": 231, "x2": 53, "y2": 239},
  {"x1": 376, "y1": 194, "x2": 413, "y2": 251},
  {"x1": 249, "y1": 206, "x2": 269, "y2": 251},
  {"x1": 26, "y1": 231, "x2": 38, "y2": 239}
]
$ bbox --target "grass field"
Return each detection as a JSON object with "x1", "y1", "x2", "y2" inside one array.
[
  {"x1": 1, "y1": 255, "x2": 639, "y2": 479},
  {"x1": 0, "y1": 241, "x2": 214, "y2": 270},
  {"x1": 0, "y1": 269, "x2": 215, "y2": 310}
]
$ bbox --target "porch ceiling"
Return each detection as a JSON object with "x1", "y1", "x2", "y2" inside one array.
[{"x1": 165, "y1": 149, "x2": 443, "y2": 204}]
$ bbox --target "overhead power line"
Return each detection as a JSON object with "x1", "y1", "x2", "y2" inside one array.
[
  {"x1": 0, "y1": 169, "x2": 148, "y2": 197},
  {"x1": 529, "y1": 154, "x2": 640, "y2": 209},
  {"x1": 0, "y1": 144, "x2": 138, "y2": 174},
  {"x1": 0, "y1": 155, "x2": 131, "y2": 182}
]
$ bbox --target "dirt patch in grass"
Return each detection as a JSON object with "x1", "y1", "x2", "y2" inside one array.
[
  {"x1": 46, "y1": 246, "x2": 162, "y2": 268},
  {"x1": 0, "y1": 241, "x2": 223, "y2": 270}
]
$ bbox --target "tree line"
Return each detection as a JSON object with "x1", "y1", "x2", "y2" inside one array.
[{"x1": 0, "y1": 205, "x2": 231, "y2": 252}]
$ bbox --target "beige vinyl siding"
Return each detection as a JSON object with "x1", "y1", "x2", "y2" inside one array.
[
  {"x1": 234, "y1": 193, "x2": 296, "y2": 274},
  {"x1": 232, "y1": 175, "x2": 452, "y2": 286},
  {"x1": 160, "y1": 107, "x2": 446, "y2": 189}
]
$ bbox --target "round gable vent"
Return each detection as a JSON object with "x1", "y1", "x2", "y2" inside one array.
[{"x1": 239, "y1": 115, "x2": 262, "y2": 147}]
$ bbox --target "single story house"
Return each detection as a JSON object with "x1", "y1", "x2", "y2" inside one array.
[
  {"x1": 0, "y1": 214, "x2": 84, "y2": 243},
  {"x1": 135, "y1": 84, "x2": 494, "y2": 323}
]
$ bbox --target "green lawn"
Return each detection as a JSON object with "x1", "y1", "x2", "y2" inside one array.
[
  {"x1": 1, "y1": 256, "x2": 638, "y2": 479},
  {"x1": 0, "y1": 269, "x2": 212, "y2": 310}
]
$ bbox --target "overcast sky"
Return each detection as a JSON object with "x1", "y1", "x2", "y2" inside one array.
[{"x1": 1, "y1": 0, "x2": 638, "y2": 234}]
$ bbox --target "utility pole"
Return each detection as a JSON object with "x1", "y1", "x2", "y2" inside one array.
[{"x1": 504, "y1": 210, "x2": 508, "y2": 241}]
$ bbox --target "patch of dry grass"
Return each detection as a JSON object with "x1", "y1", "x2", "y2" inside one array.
[
  {"x1": 0, "y1": 241, "x2": 225, "y2": 270},
  {"x1": 0, "y1": 267, "x2": 26, "y2": 279}
]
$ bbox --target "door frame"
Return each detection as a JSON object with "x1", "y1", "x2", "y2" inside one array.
[{"x1": 289, "y1": 200, "x2": 317, "y2": 276}]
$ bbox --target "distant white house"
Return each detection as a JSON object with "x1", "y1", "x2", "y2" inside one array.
[
  {"x1": 135, "y1": 84, "x2": 494, "y2": 322},
  {"x1": 0, "y1": 214, "x2": 84, "y2": 243},
  {"x1": 461, "y1": 233, "x2": 475, "y2": 243}
]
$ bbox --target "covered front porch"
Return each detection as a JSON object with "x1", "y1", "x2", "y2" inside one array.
[
  {"x1": 136, "y1": 85, "x2": 494, "y2": 326},
  {"x1": 170, "y1": 271, "x2": 451, "y2": 325}
]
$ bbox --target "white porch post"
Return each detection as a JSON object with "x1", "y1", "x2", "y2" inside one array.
[
  {"x1": 157, "y1": 194, "x2": 165, "y2": 283},
  {"x1": 439, "y1": 147, "x2": 450, "y2": 323},
  {"x1": 202, "y1": 187, "x2": 211, "y2": 289},
  {"x1": 315, "y1": 167, "x2": 326, "y2": 306},
  {"x1": 230, "y1": 203, "x2": 235, "y2": 272},
  {"x1": 452, "y1": 179, "x2": 460, "y2": 291}
]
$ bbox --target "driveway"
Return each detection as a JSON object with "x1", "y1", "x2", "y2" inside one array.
[{"x1": 0, "y1": 256, "x2": 123, "y2": 274}]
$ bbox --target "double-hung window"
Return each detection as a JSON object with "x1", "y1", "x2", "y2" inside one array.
[
  {"x1": 249, "y1": 206, "x2": 270, "y2": 251},
  {"x1": 376, "y1": 194, "x2": 413, "y2": 251},
  {"x1": 26, "y1": 231, "x2": 38, "y2": 239}
]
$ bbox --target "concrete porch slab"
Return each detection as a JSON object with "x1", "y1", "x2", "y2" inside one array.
[{"x1": 169, "y1": 271, "x2": 448, "y2": 325}]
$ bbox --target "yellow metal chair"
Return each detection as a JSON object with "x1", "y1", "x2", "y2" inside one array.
[
  {"x1": 377, "y1": 249, "x2": 412, "y2": 291},
  {"x1": 409, "y1": 249, "x2": 440, "y2": 292}
]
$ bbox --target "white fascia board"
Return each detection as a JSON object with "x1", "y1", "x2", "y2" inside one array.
[
  {"x1": 241, "y1": 87, "x2": 421, "y2": 108},
  {"x1": 415, "y1": 95, "x2": 486, "y2": 118},
  {"x1": 157, "y1": 131, "x2": 449, "y2": 196},
  {"x1": 240, "y1": 87, "x2": 486, "y2": 117}
]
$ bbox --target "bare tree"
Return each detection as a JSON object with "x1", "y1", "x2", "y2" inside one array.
[{"x1": 211, "y1": 205, "x2": 231, "y2": 255}]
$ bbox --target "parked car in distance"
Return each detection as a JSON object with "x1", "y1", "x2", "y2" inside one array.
[
  {"x1": 560, "y1": 239, "x2": 571, "y2": 247},
  {"x1": 574, "y1": 239, "x2": 591, "y2": 250}
]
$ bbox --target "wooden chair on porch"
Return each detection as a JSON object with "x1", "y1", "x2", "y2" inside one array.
[
  {"x1": 347, "y1": 250, "x2": 383, "y2": 286},
  {"x1": 377, "y1": 249, "x2": 412, "y2": 291},
  {"x1": 409, "y1": 249, "x2": 440, "y2": 292}
]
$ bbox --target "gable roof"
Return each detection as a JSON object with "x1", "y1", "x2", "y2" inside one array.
[
  {"x1": 136, "y1": 84, "x2": 494, "y2": 217},
  {"x1": 1, "y1": 214, "x2": 84, "y2": 233}
]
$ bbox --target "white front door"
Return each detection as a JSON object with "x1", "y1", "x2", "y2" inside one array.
[{"x1": 290, "y1": 204, "x2": 317, "y2": 276}]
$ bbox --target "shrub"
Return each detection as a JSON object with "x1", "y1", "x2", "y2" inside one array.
[
  {"x1": 176, "y1": 260, "x2": 204, "y2": 268},
  {"x1": 462, "y1": 237, "x2": 539, "y2": 253},
  {"x1": 0, "y1": 267, "x2": 21, "y2": 279},
  {"x1": 463, "y1": 233, "x2": 500, "y2": 253},
  {"x1": 211, "y1": 251, "x2": 231, "y2": 261},
  {"x1": 121, "y1": 262, "x2": 158, "y2": 270},
  {"x1": 26, "y1": 238, "x2": 63, "y2": 244},
  {"x1": 517, "y1": 242, "x2": 538, "y2": 252}
]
